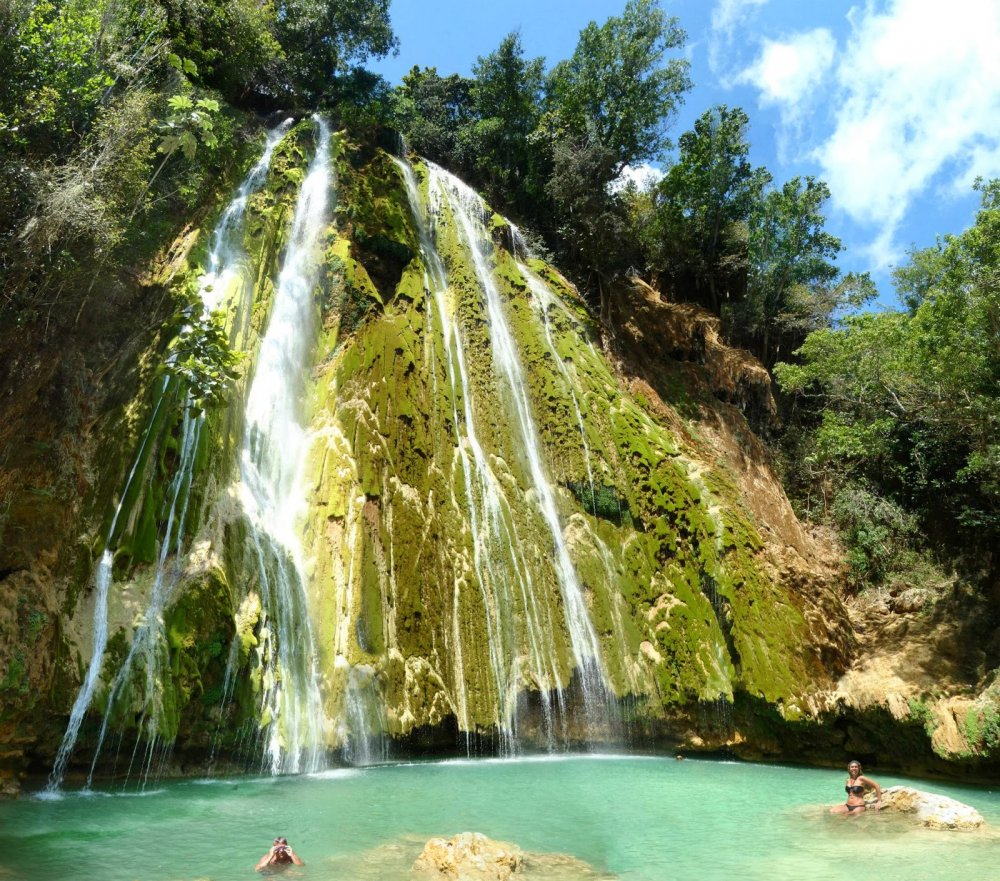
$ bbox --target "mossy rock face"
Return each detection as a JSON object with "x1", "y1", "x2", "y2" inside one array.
[
  {"x1": 163, "y1": 567, "x2": 236, "y2": 746},
  {"x1": 25, "y1": 122, "x2": 322, "y2": 771},
  {"x1": 10, "y1": 130, "x2": 859, "y2": 782},
  {"x1": 291, "y1": 146, "x2": 827, "y2": 746}
]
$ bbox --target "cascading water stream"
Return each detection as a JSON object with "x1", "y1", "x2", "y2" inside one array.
[
  {"x1": 518, "y1": 261, "x2": 598, "y2": 513},
  {"x1": 85, "y1": 406, "x2": 205, "y2": 788},
  {"x1": 237, "y1": 116, "x2": 331, "y2": 775},
  {"x1": 398, "y1": 156, "x2": 517, "y2": 746},
  {"x1": 341, "y1": 665, "x2": 388, "y2": 766},
  {"x1": 45, "y1": 391, "x2": 167, "y2": 793},
  {"x1": 90, "y1": 122, "x2": 296, "y2": 788},
  {"x1": 516, "y1": 259, "x2": 639, "y2": 683},
  {"x1": 395, "y1": 158, "x2": 564, "y2": 751},
  {"x1": 200, "y1": 120, "x2": 293, "y2": 316},
  {"x1": 428, "y1": 164, "x2": 613, "y2": 729},
  {"x1": 46, "y1": 123, "x2": 291, "y2": 793}
]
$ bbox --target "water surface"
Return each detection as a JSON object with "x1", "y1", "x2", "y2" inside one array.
[{"x1": 3, "y1": 757, "x2": 999, "y2": 881}]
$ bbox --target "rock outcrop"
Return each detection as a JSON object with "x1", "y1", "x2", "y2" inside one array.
[
  {"x1": 878, "y1": 786, "x2": 984, "y2": 830},
  {"x1": 412, "y1": 833, "x2": 614, "y2": 881},
  {"x1": 413, "y1": 833, "x2": 523, "y2": 880}
]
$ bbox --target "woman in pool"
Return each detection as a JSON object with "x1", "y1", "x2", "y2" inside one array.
[
  {"x1": 255, "y1": 836, "x2": 304, "y2": 872},
  {"x1": 830, "y1": 760, "x2": 882, "y2": 816}
]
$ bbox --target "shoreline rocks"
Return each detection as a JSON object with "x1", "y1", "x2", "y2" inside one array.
[{"x1": 876, "y1": 786, "x2": 984, "y2": 830}]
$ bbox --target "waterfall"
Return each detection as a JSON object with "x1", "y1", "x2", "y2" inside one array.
[
  {"x1": 85, "y1": 404, "x2": 205, "y2": 788},
  {"x1": 46, "y1": 122, "x2": 291, "y2": 792},
  {"x1": 395, "y1": 158, "x2": 564, "y2": 750},
  {"x1": 341, "y1": 664, "x2": 388, "y2": 765},
  {"x1": 517, "y1": 261, "x2": 598, "y2": 513},
  {"x1": 237, "y1": 116, "x2": 331, "y2": 775},
  {"x1": 426, "y1": 162, "x2": 613, "y2": 730},
  {"x1": 45, "y1": 389, "x2": 162, "y2": 793}
]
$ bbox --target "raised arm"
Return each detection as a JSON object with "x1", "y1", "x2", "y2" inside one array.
[
  {"x1": 288, "y1": 847, "x2": 305, "y2": 866},
  {"x1": 255, "y1": 849, "x2": 275, "y2": 872},
  {"x1": 862, "y1": 775, "x2": 883, "y2": 809}
]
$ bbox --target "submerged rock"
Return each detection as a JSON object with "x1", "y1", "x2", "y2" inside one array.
[
  {"x1": 878, "y1": 786, "x2": 984, "y2": 830},
  {"x1": 414, "y1": 832, "x2": 523, "y2": 880},
  {"x1": 412, "y1": 832, "x2": 614, "y2": 880}
]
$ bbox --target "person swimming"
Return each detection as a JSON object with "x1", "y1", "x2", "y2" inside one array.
[
  {"x1": 830, "y1": 760, "x2": 882, "y2": 816},
  {"x1": 255, "y1": 836, "x2": 304, "y2": 872}
]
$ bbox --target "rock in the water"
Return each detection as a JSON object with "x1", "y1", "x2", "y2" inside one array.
[
  {"x1": 414, "y1": 832, "x2": 524, "y2": 880},
  {"x1": 878, "y1": 785, "x2": 984, "y2": 830}
]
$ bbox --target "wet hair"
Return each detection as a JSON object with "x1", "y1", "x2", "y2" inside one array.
[
  {"x1": 848, "y1": 760, "x2": 862, "y2": 768},
  {"x1": 277, "y1": 837, "x2": 288, "y2": 845}
]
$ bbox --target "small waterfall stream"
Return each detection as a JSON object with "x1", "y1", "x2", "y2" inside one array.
[
  {"x1": 518, "y1": 260, "x2": 598, "y2": 513},
  {"x1": 46, "y1": 123, "x2": 291, "y2": 791},
  {"x1": 237, "y1": 116, "x2": 331, "y2": 774},
  {"x1": 85, "y1": 403, "x2": 203, "y2": 788},
  {"x1": 201, "y1": 120, "x2": 293, "y2": 315},
  {"x1": 395, "y1": 158, "x2": 563, "y2": 751},
  {"x1": 428, "y1": 165, "x2": 613, "y2": 730},
  {"x1": 45, "y1": 393, "x2": 167, "y2": 792}
]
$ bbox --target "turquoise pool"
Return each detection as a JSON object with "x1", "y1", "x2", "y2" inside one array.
[{"x1": 3, "y1": 756, "x2": 998, "y2": 880}]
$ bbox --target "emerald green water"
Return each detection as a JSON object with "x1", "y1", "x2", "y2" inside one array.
[{"x1": 3, "y1": 757, "x2": 999, "y2": 880}]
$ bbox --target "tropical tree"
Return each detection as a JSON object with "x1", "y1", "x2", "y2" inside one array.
[
  {"x1": 131, "y1": 93, "x2": 220, "y2": 219},
  {"x1": 641, "y1": 105, "x2": 769, "y2": 312},
  {"x1": 392, "y1": 66, "x2": 474, "y2": 167},
  {"x1": 546, "y1": 133, "x2": 634, "y2": 325},
  {"x1": 155, "y1": 0, "x2": 284, "y2": 105},
  {"x1": 732, "y1": 176, "x2": 872, "y2": 366},
  {"x1": 774, "y1": 178, "x2": 1000, "y2": 585},
  {"x1": 0, "y1": 0, "x2": 116, "y2": 156},
  {"x1": 462, "y1": 32, "x2": 546, "y2": 217},
  {"x1": 272, "y1": 0, "x2": 398, "y2": 102},
  {"x1": 545, "y1": 0, "x2": 690, "y2": 173}
]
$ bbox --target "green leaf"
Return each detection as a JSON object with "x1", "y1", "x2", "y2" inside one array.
[
  {"x1": 179, "y1": 129, "x2": 198, "y2": 160},
  {"x1": 158, "y1": 134, "x2": 182, "y2": 154}
]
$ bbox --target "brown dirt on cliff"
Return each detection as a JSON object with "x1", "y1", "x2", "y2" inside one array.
[
  {"x1": 834, "y1": 584, "x2": 998, "y2": 736},
  {"x1": 605, "y1": 276, "x2": 855, "y2": 686},
  {"x1": 608, "y1": 278, "x2": 810, "y2": 553}
]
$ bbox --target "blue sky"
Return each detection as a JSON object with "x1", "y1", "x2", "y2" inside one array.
[{"x1": 373, "y1": 0, "x2": 1000, "y2": 303}]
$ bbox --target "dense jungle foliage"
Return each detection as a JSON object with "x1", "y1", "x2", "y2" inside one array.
[
  {"x1": 1, "y1": 0, "x2": 997, "y2": 604},
  {"x1": 0, "y1": 0, "x2": 396, "y2": 332},
  {"x1": 774, "y1": 181, "x2": 1000, "y2": 595}
]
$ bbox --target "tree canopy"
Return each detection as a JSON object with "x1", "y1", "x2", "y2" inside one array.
[
  {"x1": 639, "y1": 105, "x2": 768, "y2": 313},
  {"x1": 775, "y1": 179, "x2": 1000, "y2": 587},
  {"x1": 544, "y1": 0, "x2": 690, "y2": 172},
  {"x1": 0, "y1": 0, "x2": 399, "y2": 329}
]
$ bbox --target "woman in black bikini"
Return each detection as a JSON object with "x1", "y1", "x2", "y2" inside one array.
[{"x1": 830, "y1": 760, "x2": 882, "y2": 816}]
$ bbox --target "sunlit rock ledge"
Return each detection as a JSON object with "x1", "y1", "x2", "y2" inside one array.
[
  {"x1": 413, "y1": 832, "x2": 615, "y2": 880},
  {"x1": 876, "y1": 786, "x2": 984, "y2": 831}
]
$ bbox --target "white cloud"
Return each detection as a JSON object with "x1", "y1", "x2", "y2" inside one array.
[
  {"x1": 711, "y1": 0, "x2": 770, "y2": 35},
  {"x1": 737, "y1": 29, "x2": 836, "y2": 116},
  {"x1": 739, "y1": 0, "x2": 1000, "y2": 266},
  {"x1": 709, "y1": 0, "x2": 770, "y2": 74}
]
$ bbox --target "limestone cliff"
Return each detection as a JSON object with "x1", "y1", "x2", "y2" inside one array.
[{"x1": 0, "y1": 120, "x2": 995, "y2": 794}]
